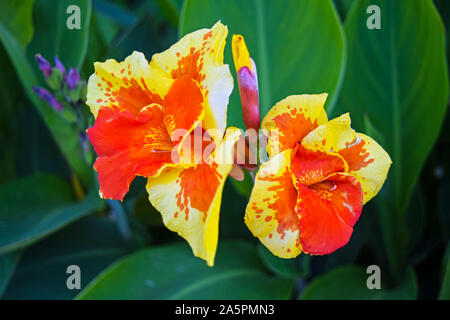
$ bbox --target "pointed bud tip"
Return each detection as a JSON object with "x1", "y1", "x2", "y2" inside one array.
[
  {"x1": 67, "y1": 68, "x2": 80, "y2": 90},
  {"x1": 232, "y1": 34, "x2": 252, "y2": 73},
  {"x1": 35, "y1": 54, "x2": 52, "y2": 77},
  {"x1": 54, "y1": 56, "x2": 67, "y2": 78}
]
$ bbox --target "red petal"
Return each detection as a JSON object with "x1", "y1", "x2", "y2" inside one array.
[
  {"x1": 87, "y1": 105, "x2": 174, "y2": 200},
  {"x1": 292, "y1": 145, "x2": 347, "y2": 186},
  {"x1": 163, "y1": 75, "x2": 204, "y2": 142},
  {"x1": 295, "y1": 173, "x2": 363, "y2": 255}
]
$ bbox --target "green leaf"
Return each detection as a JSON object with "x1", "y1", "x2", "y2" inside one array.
[
  {"x1": 257, "y1": 243, "x2": 310, "y2": 279},
  {"x1": 0, "y1": 2, "x2": 93, "y2": 186},
  {"x1": 0, "y1": 0, "x2": 34, "y2": 47},
  {"x1": 334, "y1": 0, "x2": 448, "y2": 278},
  {"x1": 0, "y1": 174, "x2": 104, "y2": 255},
  {"x1": 333, "y1": 0, "x2": 354, "y2": 21},
  {"x1": 155, "y1": 0, "x2": 180, "y2": 28},
  {"x1": 29, "y1": 0, "x2": 92, "y2": 69},
  {"x1": 180, "y1": 0, "x2": 346, "y2": 127},
  {"x1": 76, "y1": 241, "x2": 294, "y2": 299},
  {"x1": 300, "y1": 265, "x2": 417, "y2": 300},
  {"x1": 2, "y1": 216, "x2": 131, "y2": 299},
  {"x1": 439, "y1": 244, "x2": 450, "y2": 300},
  {"x1": 0, "y1": 251, "x2": 22, "y2": 297}
]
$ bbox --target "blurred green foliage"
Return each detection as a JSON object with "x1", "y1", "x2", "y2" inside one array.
[{"x1": 0, "y1": 0, "x2": 448, "y2": 300}]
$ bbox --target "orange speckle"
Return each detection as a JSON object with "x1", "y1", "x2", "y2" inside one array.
[
  {"x1": 175, "y1": 164, "x2": 221, "y2": 221},
  {"x1": 259, "y1": 167, "x2": 299, "y2": 237},
  {"x1": 272, "y1": 110, "x2": 318, "y2": 153},
  {"x1": 203, "y1": 30, "x2": 213, "y2": 40},
  {"x1": 338, "y1": 139, "x2": 374, "y2": 171}
]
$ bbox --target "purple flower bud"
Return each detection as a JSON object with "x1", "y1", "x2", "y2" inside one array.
[
  {"x1": 32, "y1": 86, "x2": 64, "y2": 111},
  {"x1": 54, "y1": 56, "x2": 67, "y2": 79},
  {"x1": 35, "y1": 54, "x2": 52, "y2": 77},
  {"x1": 237, "y1": 66, "x2": 260, "y2": 131},
  {"x1": 67, "y1": 68, "x2": 80, "y2": 90}
]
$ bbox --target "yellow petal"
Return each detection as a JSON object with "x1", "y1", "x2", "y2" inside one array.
[
  {"x1": 339, "y1": 133, "x2": 392, "y2": 204},
  {"x1": 150, "y1": 22, "x2": 232, "y2": 141},
  {"x1": 301, "y1": 113, "x2": 356, "y2": 153},
  {"x1": 86, "y1": 51, "x2": 172, "y2": 118},
  {"x1": 302, "y1": 114, "x2": 392, "y2": 203},
  {"x1": 232, "y1": 34, "x2": 251, "y2": 72},
  {"x1": 261, "y1": 94, "x2": 328, "y2": 158},
  {"x1": 245, "y1": 149, "x2": 302, "y2": 258},
  {"x1": 146, "y1": 128, "x2": 241, "y2": 266}
]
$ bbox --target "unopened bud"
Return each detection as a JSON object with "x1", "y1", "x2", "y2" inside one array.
[
  {"x1": 67, "y1": 68, "x2": 80, "y2": 90},
  {"x1": 237, "y1": 66, "x2": 260, "y2": 131},
  {"x1": 35, "y1": 54, "x2": 52, "y2": 77},
  {"x1": 32, "y1": 86, "x2": 64, "y2": 111},
  {"x1": 46, "y1": 67, "x2": 64, "y2": 90},
  {"x1": 54, "y1": 56, "x2": 67, "y2": 79}
]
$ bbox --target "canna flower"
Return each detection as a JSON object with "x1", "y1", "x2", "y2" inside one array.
[
  {"x1": 232, "y1": 35, "x2": 260, "y2": 132},
  {"x1": 245, "y1": 95, "x2": 391, "y2": 257},
  {"x1": 86, "y1": 22, "x2": 240, "y2": 266}
]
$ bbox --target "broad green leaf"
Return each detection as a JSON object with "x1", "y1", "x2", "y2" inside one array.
[
  {"x1": 300, "y1": 265, "x2": 417, "y2": 300},
  {"x1": 439, "y1": 244, "x2": 450, "y2": 300},
  {"x1": 2, "y1": 216, "x2": 131, "y2": 299},
  {"x1": 155, "y1": 0, "x2": 180, "y2": 28},
  {"x1": 333, "y1": 0, "x2": 354, "y2": 21},
  {"x1": 0, "y1": 45, "x2": 22, "y2": 183},
  {"x1": 0, "y1": 174, "x2": 104, "y2": 255},
  {"x1": 29, "y1": 0, "x2": 92, "y2": 69},
  {"x1": 0, "y1": 251, "x2": 22, "y2": 298},
  {"x1": 180, "y1": 0, "x2": 345, "y2": 127},
  {"x1": 91, "y1": 0, "x2": 137, "y2": 27},
  {"x1": 0, "y1": 0, "x2": 34, "y2": 47},
  {"x1": 257, "y1": 243, "x2": 310, "y2": 279},
  {"x1": 76, "y1": 241, "x2": 294, "y2": 299},
  {"x1": 0, "y1": 2, "x2": 92, "y2": 186},
  {"x1": 334, "y1": 0, "x2": 448, "y2": 279}
]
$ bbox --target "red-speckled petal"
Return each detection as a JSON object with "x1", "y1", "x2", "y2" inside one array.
[
  {"x1": 261, "y1": 95, "x2": 328, "y2": 157},
  {"x1": 87, "y1": 104, "x2": 174, "y2": 200},
  {"x1": 294, "y1": 172, "x2": 363, "y2": 255},
  {"x1": 87, "y1": 51, "x2": 172, "y2": 118},
  {"x1": 245, "y1": 149, "x2": 302, "y2": 258}
]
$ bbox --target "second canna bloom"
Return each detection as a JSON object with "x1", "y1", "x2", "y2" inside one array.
[
  {"x1": 245, "y1": 94, "x2": 392, "y2": 257},
  {"x1": 86, "y1": 22, "x2": 240, "y2": 266}
]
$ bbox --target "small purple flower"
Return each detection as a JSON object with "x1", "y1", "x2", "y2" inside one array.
[
  {"x1": 54, "y1": 56, "x2": 67, "y2": 79},
  {"x1": 67, "y1": 68, "x2": 80, "y2": 90},
  {"x1": 35, "y1": 54, "x2": 52, "y2": 77},
  {"x1": 32, "y1": 86, "x2": 64, "y2": 111}
]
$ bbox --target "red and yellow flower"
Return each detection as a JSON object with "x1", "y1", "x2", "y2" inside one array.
[
  {"x1": 245, "y1": 94, "x2": 392, "y2": 258},
  {"x1": 86, "y1": 22, "x2": 241, "y2": 266}
]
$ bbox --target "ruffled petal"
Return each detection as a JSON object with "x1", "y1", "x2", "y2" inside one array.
[
  {"x1": 261, "y1": 94, "x2": 328, "y2": 157},
  {"x1": 302, "y1": 114, "x2": 392, "y2": 203},
  {"x1": 150, "y1": 22, "x2": 232, "y2": 139},
  {"x1": 87, "y1": 51, "x2": 172, "y2": 117},
  {"x1": 294, "y1": 172, "x2": 363, "y2": 255},
  {"x1": 163, "y1": 75, "x2": 205, "y2": 143},
  {"x1": 245, "y1": 150, "x2": 301, "y2": 258},
  {"x1": 146, "y1": 128, "x2": 241, "y2": 266},
  {"x1": 338, "y1": 133, "x2": 391, "y2": 204},
  {"x1": 292, "y1": 144, "x2": 348, "y2": 186},
  {"x1": 87, "y1": 105, "x2": 174, "y2": 200}
]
